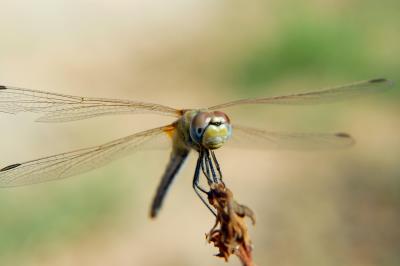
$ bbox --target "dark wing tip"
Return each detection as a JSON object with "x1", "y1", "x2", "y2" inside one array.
[
  {"x1": 0, "y1": 163, "x2": 22, "y2": 172},
  {"x1": 369, "y1": 78, "x2": 386, "y2": 83},
  {"x1": 335, "y1": 132, "x2": 351, "y2": 138},
  {"x1": 368, "y1": 78, "x2": 394, "y2": 86},
  {"x1": 335, "y1": 132, "x2": 356, "y2": 146},
  {"x1": 0, "y1": 85, "x2": 7, "y2": 90}
]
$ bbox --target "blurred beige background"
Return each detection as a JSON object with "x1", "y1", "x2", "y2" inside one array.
[{"x1": 0, "y1": 0, "x2": 399, "y2": 265}]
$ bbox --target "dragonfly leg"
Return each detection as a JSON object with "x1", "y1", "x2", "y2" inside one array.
[
  {"x1": 201, "y1": 153, "x2": 213, "y2": 185},
  {"x1": 210, "y1": 150, "x2": 224, "y2": 185},
  {"x1": 204, "y1": 150, "x2": 218, "y2": 183},
  {"x1": 205, "y1": 150, "x2": 224, "y2": 184},
  {"x1": 193, "y1": 151, "x2": 216, "y2": 216}
]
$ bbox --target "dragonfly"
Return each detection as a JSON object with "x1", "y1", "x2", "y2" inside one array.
[{"x1": 0, "y1": 78, "x2": 392, "y2": 218}]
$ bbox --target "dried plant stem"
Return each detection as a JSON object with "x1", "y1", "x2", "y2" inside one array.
[
  {"x1": 236, "y1": 243, "x2": 256, "y2": 266},
  {"x1": 206, "y1": 183, "x2": 257, "y2": 266}
]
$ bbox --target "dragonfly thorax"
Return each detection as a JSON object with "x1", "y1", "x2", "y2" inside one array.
[{"x1": 188, "y1": 110, "x2": 232, "y2": 150}]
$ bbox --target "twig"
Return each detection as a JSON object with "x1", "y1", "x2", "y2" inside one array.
[{"x1": 206, "y1": 183, "x2": 256, "y2": 266}]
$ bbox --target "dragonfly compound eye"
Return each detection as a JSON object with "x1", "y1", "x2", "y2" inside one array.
[{"x1": 190, "y1": 112, "x2": 212, "y2": 144}]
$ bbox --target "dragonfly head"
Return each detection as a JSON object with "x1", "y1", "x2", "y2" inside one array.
[{"x1": 189, "y1": 110, "x2": 232, "y2": 150}]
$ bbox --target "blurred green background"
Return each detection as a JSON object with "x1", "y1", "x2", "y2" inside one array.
[{"x1": 0, "y1": 0, "x2": 399, "y2": 265}]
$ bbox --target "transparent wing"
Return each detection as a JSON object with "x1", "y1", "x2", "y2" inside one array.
[
  {"x1": 0, "y1": 125, "x2": 175, "y2": 187},
  {"x1": 209, "y1": 78, "x2": 393, "y2": 110},
  {"x1": 0, "y1": 85, "x2": 181, "y2": 122},
  {"x1": 228, "y1": 125, "x2": 355, "y2": 150}
]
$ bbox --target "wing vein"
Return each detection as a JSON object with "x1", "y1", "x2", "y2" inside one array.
[
  {"x1": 0, "y1": 85, "x2": 180, "y2": 121},
  {"x1": 0, "y1": 126, "x2": 172, "y2": 187},
  {"x1": 209, "y1": 78, "x2": 393, "y2": 110}
]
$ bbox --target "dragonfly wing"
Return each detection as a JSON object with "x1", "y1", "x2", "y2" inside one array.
[
  {"x1": 0, "y1": 125, "x2": 175, "y2": 187},
  {"x1": 228, "y1": 125, "x2": 355, "y2": 150},
  {"x1": 209, "y1": 78, "x2": 393, "y2": 110},
  {"x1": 0, "y1": 85, "x2": 181, "y2": 122}
]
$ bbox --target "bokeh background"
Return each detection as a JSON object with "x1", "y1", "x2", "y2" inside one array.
[{"x1": 0, "y1": 1, "x2": 399, "y2": 265}]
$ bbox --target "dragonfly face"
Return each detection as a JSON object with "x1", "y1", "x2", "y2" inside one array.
[
  {"x1": 0, "y1": 78, "x2": 392, "y2": 218},
  {"x1": 188, "y1": 110, "x2": 232, "y2": 150}
]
